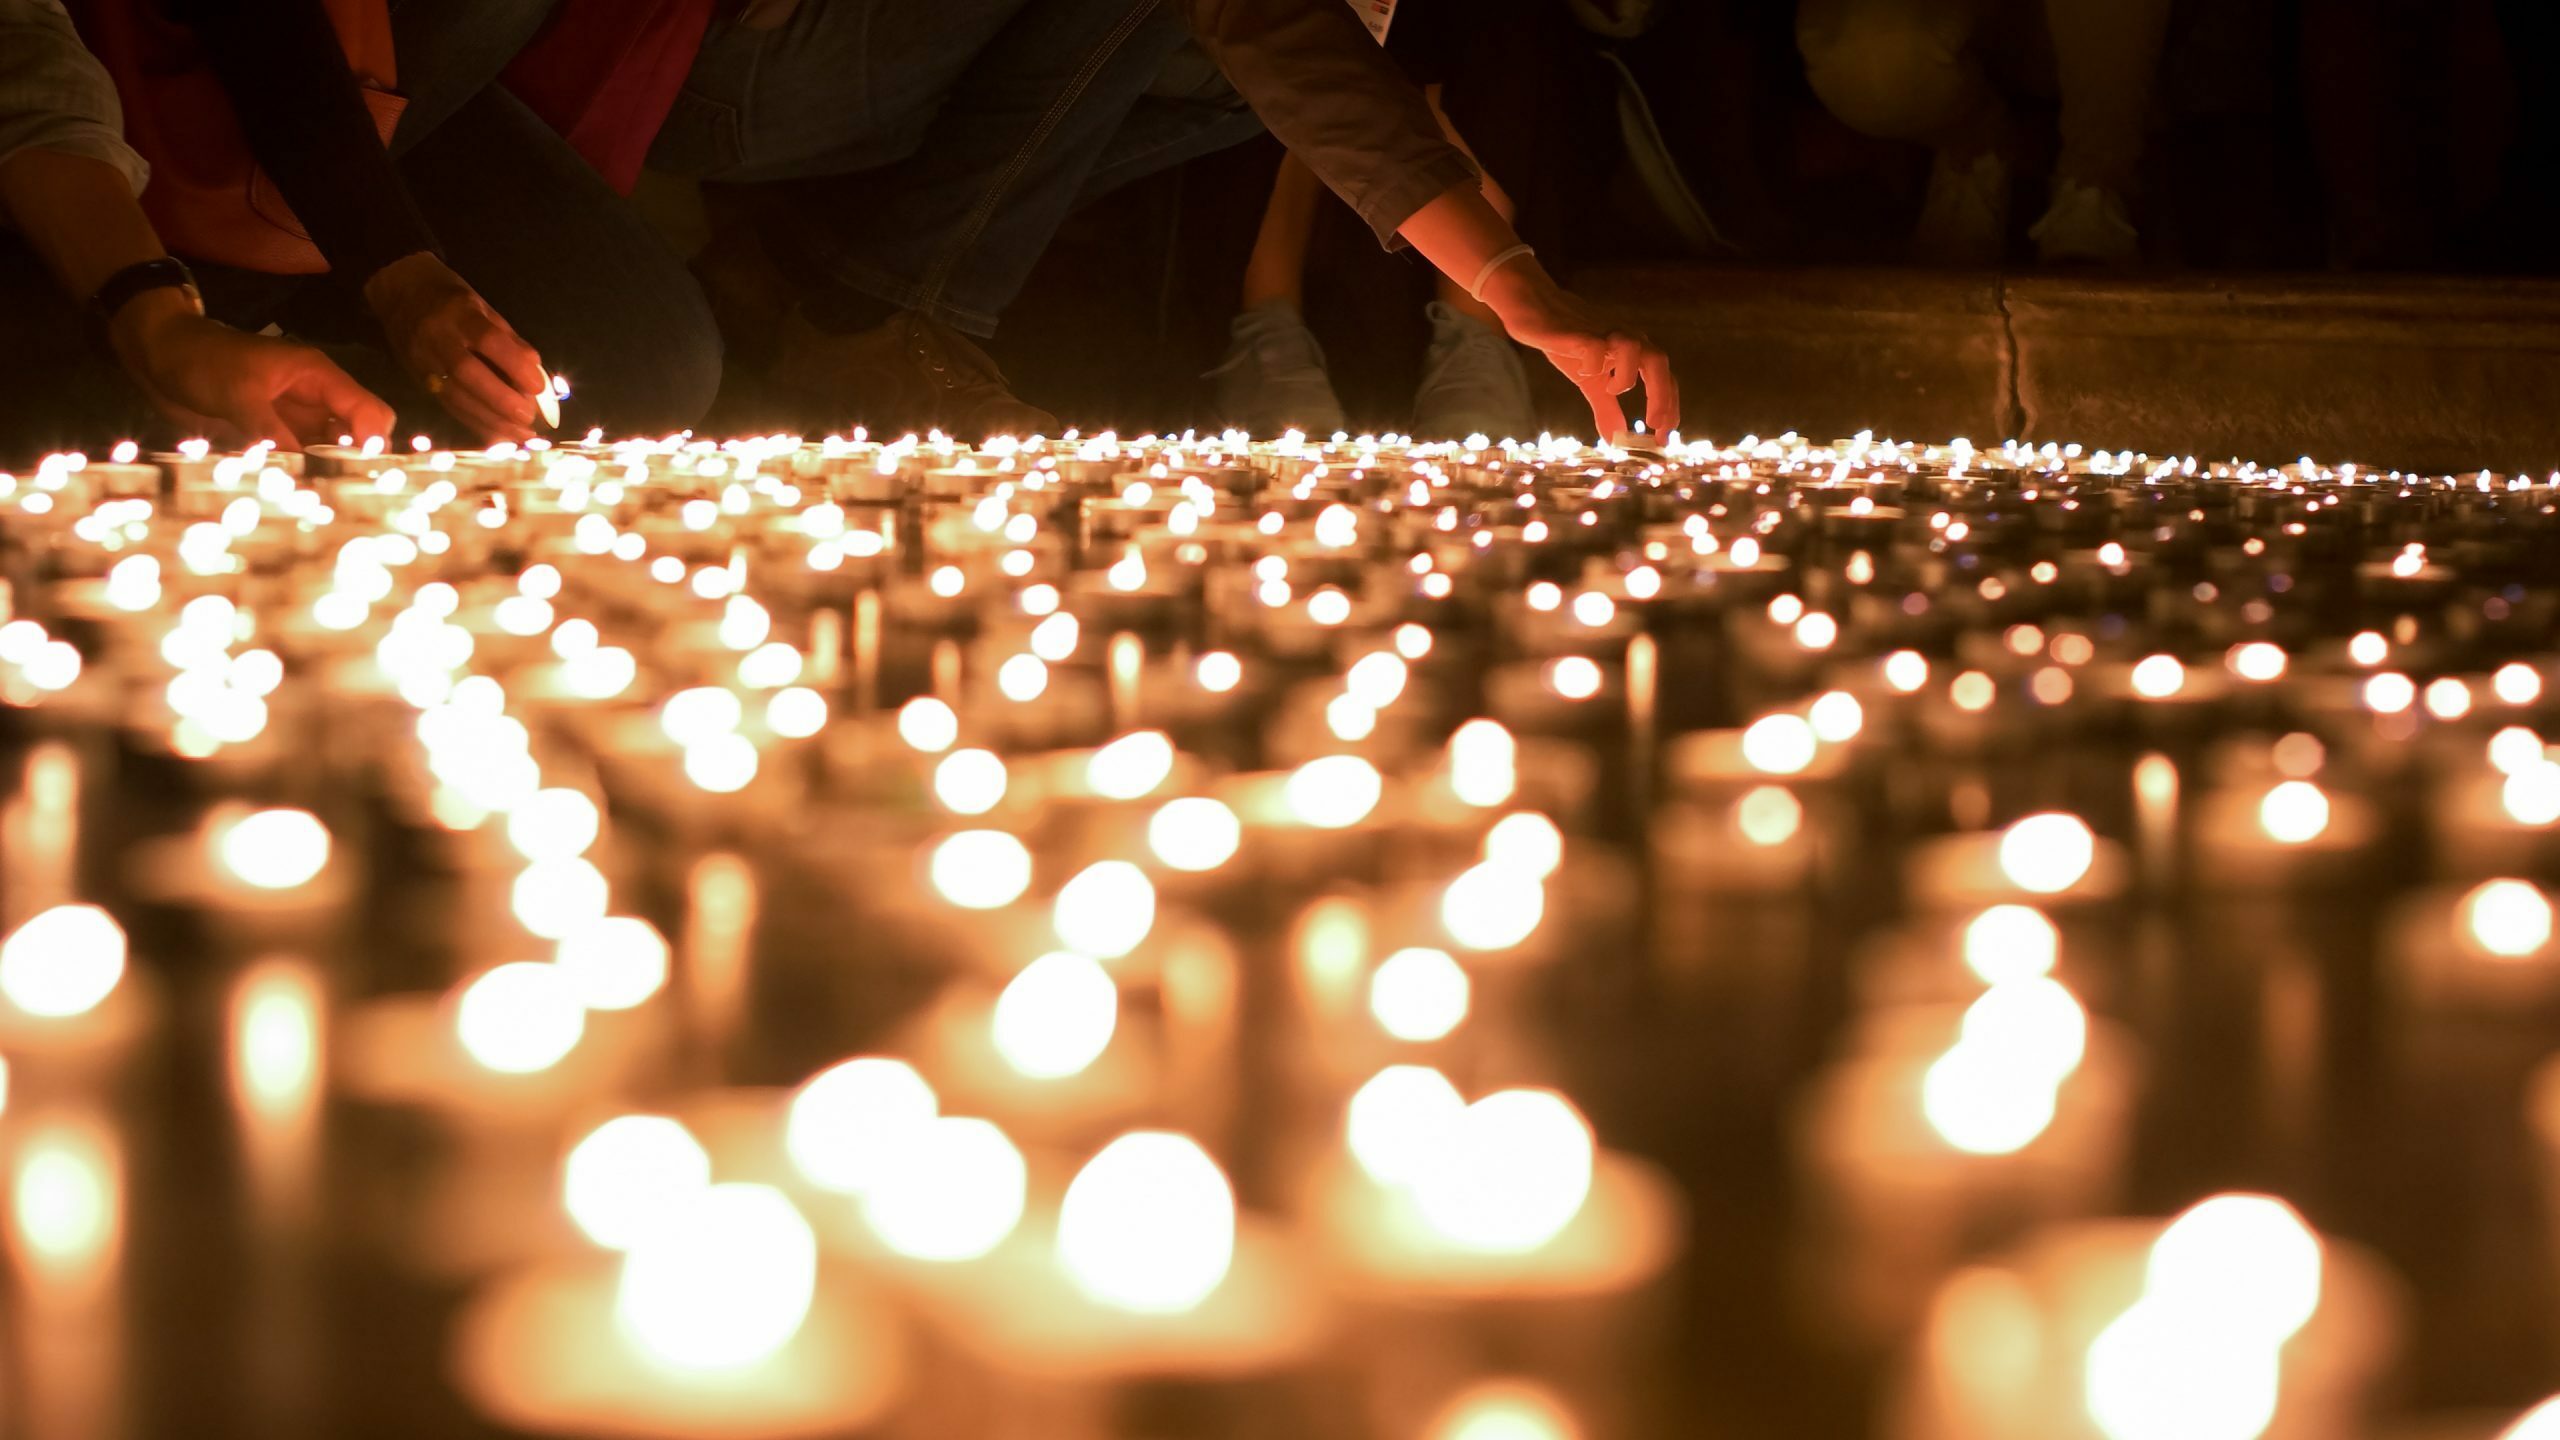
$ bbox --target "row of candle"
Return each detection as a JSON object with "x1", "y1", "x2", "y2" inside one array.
[{"x1": 3, "y1": 423, "x2": 2560, "y2": 1439}]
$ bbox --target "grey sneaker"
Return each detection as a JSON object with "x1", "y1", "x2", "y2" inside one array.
[
  {"x1": 1414, "y1": 301, "x2": 1536, "y2": 442},
  {"x1": 2030, "y1": 178, "x2": 2140, "y2": 265},
  {"x1": 1209, "y1": 302, "x2": 1345, "y2": 437},
  {"x1": 1913, "y1": 150, "x2": 2010, "y2": 267}
]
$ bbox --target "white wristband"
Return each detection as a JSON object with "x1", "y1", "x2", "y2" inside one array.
[{"x1": 1467, "y1": 243, "x2": 1536, "y2": 302}]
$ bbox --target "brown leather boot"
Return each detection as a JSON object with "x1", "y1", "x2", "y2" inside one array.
[{"x1": 772, "y1": 307, "x2": 1058, "y2": 441}]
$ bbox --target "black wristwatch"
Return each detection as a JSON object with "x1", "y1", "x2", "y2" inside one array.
[{"x1": 89, "y1": 256, "x2": 203, "y2": 327}]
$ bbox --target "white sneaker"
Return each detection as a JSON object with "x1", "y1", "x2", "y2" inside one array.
[
  {"x1": 2031, "y1": 178, "x2": 2140, "y2": 265},
  {"x1": 1414, "y1": 302, "x2": 1536, "y2": 443},
  {"x1": 1207, "y1": 301, "x2": 1345, "y2": 437},
  {"x1": 1913, "y1": 151, "x2": 2010, "y2": 267}
]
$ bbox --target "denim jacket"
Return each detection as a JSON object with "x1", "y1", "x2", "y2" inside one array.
[
  {"x1": 1180, "y1": 0, "x2": 1477, "y2": 244},
  {"x1": 0, "y1": 0, "x2": 150, "y2": 209},
  {"x1": 730, "y1": 0, "x2": 1476, "y2": 245}
]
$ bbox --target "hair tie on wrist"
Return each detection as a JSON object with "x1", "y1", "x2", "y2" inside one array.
[{"x1": 1467, "y1": 243, "x2": 1536, "y2": 302}]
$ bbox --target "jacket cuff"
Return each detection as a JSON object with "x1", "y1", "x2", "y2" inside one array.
[
  {"x1": 1355, "y1": 148, "x2": 1481, "y2": 250},
  {"x1": 0, "y1": 132, "x2": 149, "y2": 201}
]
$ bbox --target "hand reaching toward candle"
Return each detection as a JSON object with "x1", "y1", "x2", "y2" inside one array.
[
  {"x1": 364, "y1": 252, "x2": 551, "y2": 441},
  {"x1": 1397, "y1": 183, "x2": 1678, "y2": 439},
  {"x1": 1477, "y1": 268, "x2": 1680, "y2": 440},
  {"x1": 108, "y1": 289, "x2": 394, "y2": 449}
]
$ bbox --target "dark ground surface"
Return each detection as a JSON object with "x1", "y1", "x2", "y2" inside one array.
[{"x1": 989, "y1": 135, "x2": 2560, "y2": 475}]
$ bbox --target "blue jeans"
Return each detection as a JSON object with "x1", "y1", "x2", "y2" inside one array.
[{"x1": 649, "y1": 0, "x2": 1261, "y2": 338}]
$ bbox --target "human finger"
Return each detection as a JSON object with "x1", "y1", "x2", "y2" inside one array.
[
  {"x1": 438, "y1": 382, "x2": 519, "y2": 444},
  {"x1": 445, "y1": 352, "x2": 538, "y2": 433},
  {"x1": 223, "y1": 390, "x2": 299, "y2": 451},
  {"x1": 284, "y1": 351, "x2": 396, "y2": 443},
  {"x1": 1639, "y1": 343, "x2": 1680, "y2": 434},
  {"x1": 1574, "y1": 373, "x2": 1627, "y2": 440},
  {"x1": 459, "y1": 303, "x2": 547, "y2": 398},
  {"x1": 1602, "y1": 334, "x2": 1646, "y2": 394}
]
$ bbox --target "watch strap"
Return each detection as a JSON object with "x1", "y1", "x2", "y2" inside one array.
[{"x1": 89, "y1": 257, "x2": 202, "y2": 325}]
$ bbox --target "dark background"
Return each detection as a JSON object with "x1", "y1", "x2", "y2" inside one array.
[{"x1": 993, "y1": 0, "x2": 2560, "y2": 438}]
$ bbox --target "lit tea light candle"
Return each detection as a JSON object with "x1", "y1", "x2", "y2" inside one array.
[
  {"x1": 878, "y1": 1130, "x2": 1327, "y2": 1433},
  {"x1": 452, "y1": 1179, "x2": 908, "y2": 1440},
  {"x1": 0, "y1": 903, "x2": 154, "y2": 1077},
  {"x1": 2193, "y1": 778, "x2": 2377, "y2": 892},
  {"x1": 1894, "y1": 1194, "x2": 2397, "y2": 1440},
  {"x1": 124, "y1": 804, "x2": 349, "y2": 951},
  {"x1": 6, "y1": 1104, "x2": 129, "y2": 1440},
  {"x1": 1308, "y1": 1075, "x2": 1680, "y2": 1440},
  {"x1": 334, "y1": 956, "x2": 670, "y2": 1275},
  {"x1": 1796, "y1": 979, "x2": 2136, "y2": 1347}
]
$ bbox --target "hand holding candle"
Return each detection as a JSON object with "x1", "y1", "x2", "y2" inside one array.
[{"x1": 364, "y1": 253, "x2": 551, "y2": 441}]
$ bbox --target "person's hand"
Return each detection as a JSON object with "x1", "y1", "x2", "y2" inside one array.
[
  {"x1": 363, "y1": 251, "x2": 548, "y2": 441},
  {"x1": 109, "y1": 288, "x2": 394, "y2": 449},
  {"x1": 1479, "y1": 260, "x2": 1680, "y2": 440}
]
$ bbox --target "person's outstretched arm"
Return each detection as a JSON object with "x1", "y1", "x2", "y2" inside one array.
[
  {"x1": 0, "y1": 150, "x2": 394, "y2": 447},
  {"x1": 1175, "y1": 0, "x2": 1677, "y2": 435},
  {"x1": 1, "y1": 0, "x2": 390, "y2": 446},
  {"x1": 166, "y1": 0, "x2": 551, "y2": 438},
  {"x1": 1400, "y1": 182, "x2": 1678, "y2": 437}
]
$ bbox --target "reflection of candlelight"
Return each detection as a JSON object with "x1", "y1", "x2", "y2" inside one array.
[
  {"x1": 9, "y1": 1109, "x2": 120, "y2": 1295},
  {"x1": 7, "y1": 1107, "x2": 126, "y2": 1440},
  {"x1": 681, "y1": 853, "x2": 758, "y2": 1055},
  {"x1": 230, "y1": 959, "x2": 324, "y2": 1226},
  {"x1": 0, "y1": 742, "x2": 79, "y2": 928},
  {"x1": 1425, "y1": 1380, "x2": 1582, "y2": 1440}
]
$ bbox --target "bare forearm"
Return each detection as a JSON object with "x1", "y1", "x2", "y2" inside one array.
[
  {"x1": 0, "y1": 146, "x2": 167, "y2": 302},
  {"x1": 1400, "y1": 179, "x2": 1681, "y2": 437},
  {"x1": 1396, "y1": 182, "x2": 1549, "y2": 313}
]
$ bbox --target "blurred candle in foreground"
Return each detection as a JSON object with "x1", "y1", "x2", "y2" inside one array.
[
  {"x1": 1056, "y1": 1131, "x2": 1236, "y2": 1313},
  {"x1": 617, "y1": 1183, "x2": 818, "y2": 1370},
  {"x1": 229, "y1": 960, "x2": 324, "y2": 1227},
  {"x1": 7, "y1": 1107, "x2": 126, "y2": 1440}
]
